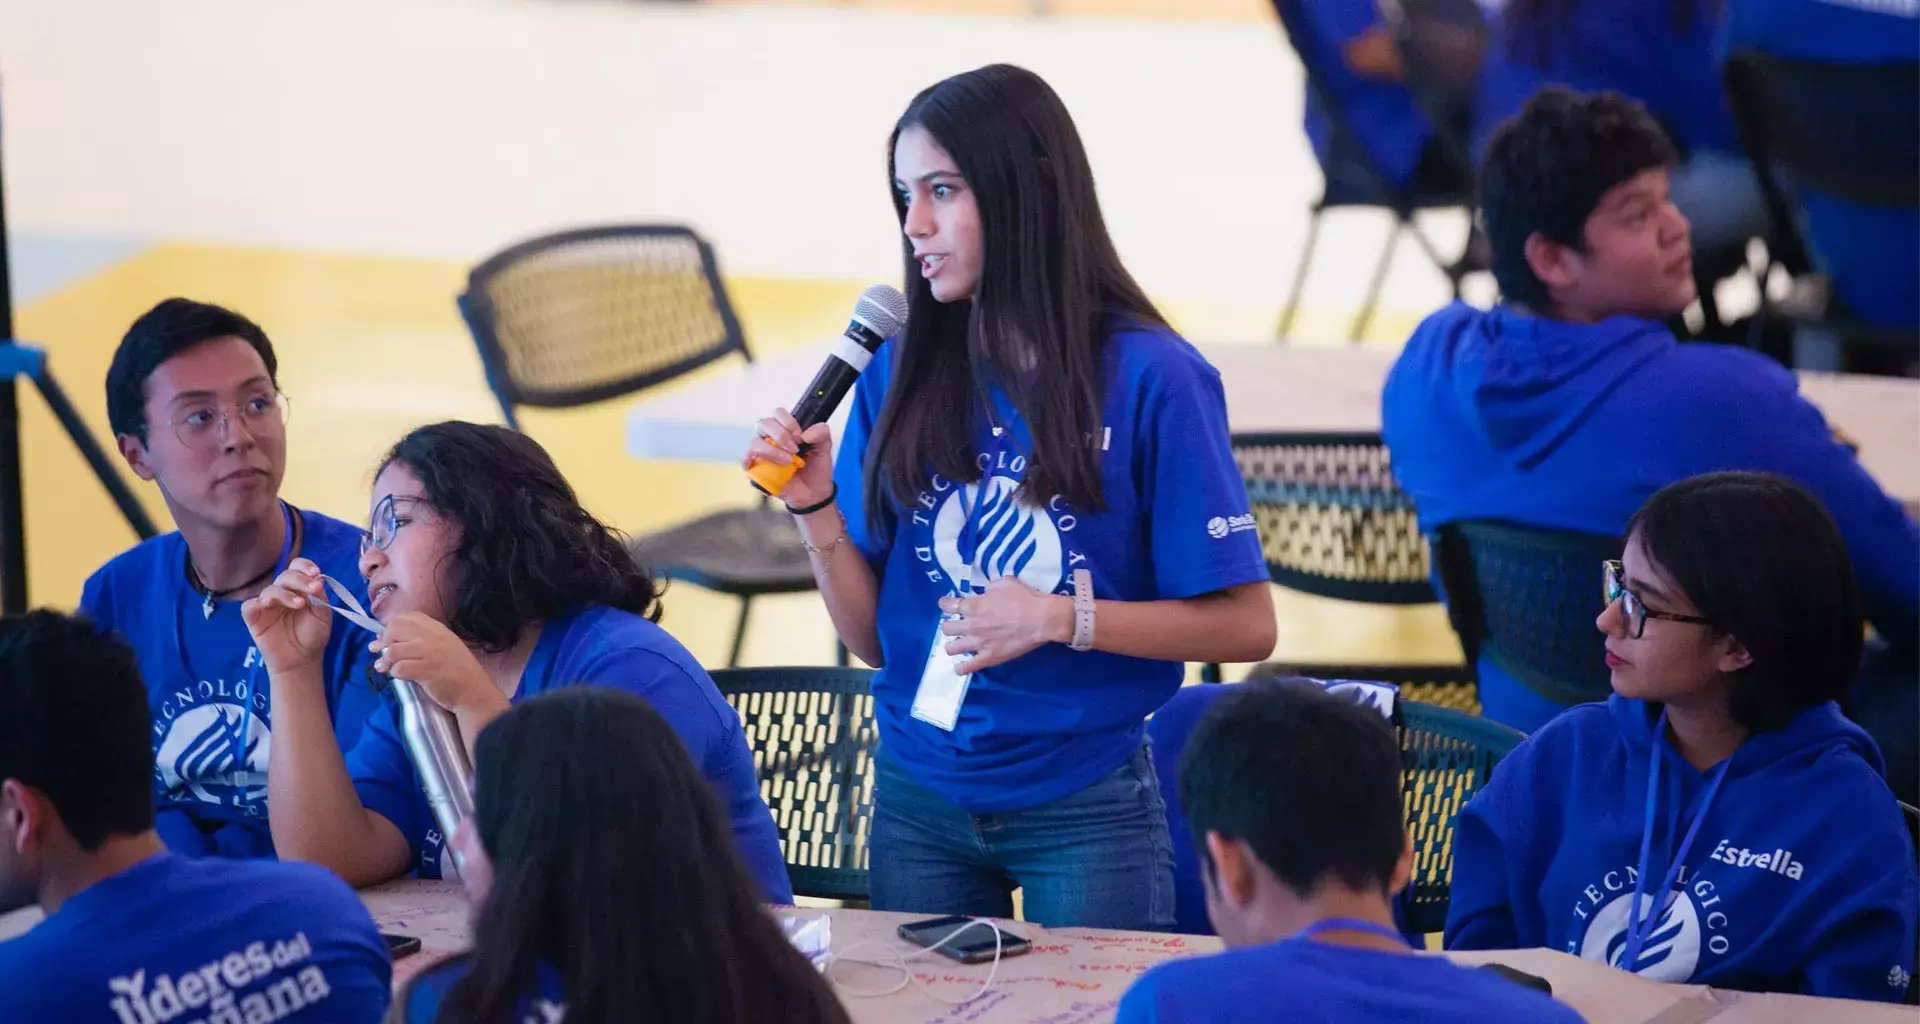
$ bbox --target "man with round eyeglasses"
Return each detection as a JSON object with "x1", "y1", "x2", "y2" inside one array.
[{"x1": 78, "y1": 298, "x2": 382, "y2": 860}]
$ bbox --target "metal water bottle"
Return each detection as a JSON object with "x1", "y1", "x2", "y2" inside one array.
[{"x1": 391, "y1": 677, "x2": 475, "y2": 876}]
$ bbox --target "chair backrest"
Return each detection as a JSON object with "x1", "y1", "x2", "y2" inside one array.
[
  {"x1": 1396, "y1": 700, "x2": 1525, "y2": 935},
  {"x1": 1147, "y1": 682, "x2": 1520, "y2": 937},
  {"x1": 1268, "y1": 0, "x2": 1400, "y2": 188},
  {"x1": 1233, "y1": 432, "x2": 1437, "y2": 604},
  {"x1": 1434, "y1": 519, "x2": 1622, "y2": 707},
  {"x1": 457, "y1": 225, "x2": 752, "y2": 429},
  {"x1": 710, "y1": 666, "x2": 876, "y2": 902},
  {"x1": 1379, "y1": 0, "x2": 1488, "y2": 171},
  {"x1": 1723, "y1": 49, "x2": 1920, "y2": 211}
]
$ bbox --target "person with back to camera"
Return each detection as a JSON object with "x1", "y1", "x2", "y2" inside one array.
[
  {"x1": 1113, "y1": 676, "x2": 1587, "y2": 1023},
  {"x1": 246, "y1": 422, "x2": 791, "y2": 902},
  {"x1": 397, "y1": 686, "x2": 852, "y2": 1024},
  {"x1": 1446, "y1": 472, "x2": 1918, "y2": 1002},
  {"x1": 746, "y1": 64, "x2": 1277, "y2": 930},
  {"x1": 0, "y1": 611, "x2": 390, "y2": 1023}
]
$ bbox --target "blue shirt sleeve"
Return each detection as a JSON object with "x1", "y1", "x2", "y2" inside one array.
[
  {"x1": 1695, "y1": 354, "x2": 1920, "y2": 653},
  {"x1": 834, "y1": 358, "x2": 894, "y2": 572},
  {"x1": 78, "y1": 567, "x2": 112, "y2": 629},
  {"x1": 1137, "y1": 355, "x2": 1269, "y2": 600},
  {"x1": 345, "y1": 697, "x2": 423, "y2": 846},
  {"x1": 1113, "y1": 967, "x2": 1168, "y2": 1024},
  {"x1": 1301, "y1": 0, "x2": 1384, "y2": 48}
]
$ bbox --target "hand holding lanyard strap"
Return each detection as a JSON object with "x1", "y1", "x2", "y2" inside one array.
[
  {"x1": 1620, "y1": 708, "x2": 1731, "y2": 973},
  {"x1": 320, "y1": 574, "x2": 475, "y2": 878}
]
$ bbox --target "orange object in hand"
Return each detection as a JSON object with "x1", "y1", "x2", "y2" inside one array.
[{"x1": 747, "y1": 451, "x2": 806, "y2": 497}]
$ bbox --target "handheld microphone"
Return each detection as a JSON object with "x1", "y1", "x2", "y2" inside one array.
[{"x1": 747, "y1": 284, "x2": 909, "y2": 496}]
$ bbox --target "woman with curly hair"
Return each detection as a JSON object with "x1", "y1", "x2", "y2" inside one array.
[{"x1": 244, "y1": 421, "x2": 790, "y2": 901}]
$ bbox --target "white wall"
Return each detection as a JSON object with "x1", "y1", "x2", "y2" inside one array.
[{"x1": 0, "y1": 0, "x2": 1463, "y2": 312}]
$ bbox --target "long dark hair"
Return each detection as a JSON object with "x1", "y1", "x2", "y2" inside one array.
[
  {"x1": 379, "y1": 421, "x2": 662, "y2": 653},
  {"x1": 868, "y1": 63, "x2": 1164, "y2": 523},
  {"x1": 1627, "y1": 471, "x2": 1863, "y2": 732},
  {"x1": 430, "y1": 687, "x2": 851, "y2": 1024}
]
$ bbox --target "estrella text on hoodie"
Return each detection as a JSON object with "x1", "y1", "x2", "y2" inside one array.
[{"x1": 1444, "y1": 694, "x2": 1917, "y2": 1002}]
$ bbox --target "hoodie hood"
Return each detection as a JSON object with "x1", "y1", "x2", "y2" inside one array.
[
  {"x1": 1415, "y1": 304, "x2": 1674, "y2": 470},
  {"x1": 1607, "y1": 693, "x2": 1887, "y2": 781}
]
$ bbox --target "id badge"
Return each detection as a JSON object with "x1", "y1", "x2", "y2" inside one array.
[{"x1": 910, "y1": 615, "x2": 972, "y2": 732}]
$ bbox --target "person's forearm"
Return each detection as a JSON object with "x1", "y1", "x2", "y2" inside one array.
[
  {"x1": 1036, "y1": 582, "x2": 1276, "y2": 664},
  {"x1": 797, "y1": 504, "x2": 884, "y2": 666},
  {"x1": 266, "y1": 662, "x2": 409, "y2": 886}
]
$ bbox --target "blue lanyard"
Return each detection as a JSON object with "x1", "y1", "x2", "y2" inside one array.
[
  {"x1": 1621, "y1": 708, "x2": 1731, "y2": 971},
  {"x1": 1295, "y1": 917, "x2": 1409, "y2": 948},
  {"x1": 170, "y1": 501, "x2": 298, "y2": 806}
]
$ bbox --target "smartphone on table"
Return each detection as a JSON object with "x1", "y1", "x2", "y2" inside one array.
[
  {"x1": 382, "y1": 933, "x2": 422, "y2": 960},
  {"x1": 897, "y1": 914, "x2": 1032, "y2": 965}
]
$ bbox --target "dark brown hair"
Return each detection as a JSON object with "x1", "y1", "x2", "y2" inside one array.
[{"x1": 868, "y1": 64, "x2": 1165, "y2": 524}]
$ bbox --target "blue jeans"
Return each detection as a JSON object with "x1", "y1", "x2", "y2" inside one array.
[{"x1": 870, "y1": 741, "x2": 1176, "y2": 931}]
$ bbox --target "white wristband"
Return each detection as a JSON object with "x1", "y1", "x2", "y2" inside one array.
[{"x1": 1069, "y1": 569, "x2": 1096, "y2": 652}]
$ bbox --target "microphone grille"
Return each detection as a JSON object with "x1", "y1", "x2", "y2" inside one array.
[{"x1": 854, "y1": 284, "x2": 910, "y2": 338}]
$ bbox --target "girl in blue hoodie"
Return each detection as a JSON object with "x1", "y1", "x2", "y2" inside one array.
[{"x1": 1446, "y1": 472, "x2": 1917, "y2": 1002}]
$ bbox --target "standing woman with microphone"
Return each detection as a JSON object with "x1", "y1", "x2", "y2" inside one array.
[{"x1": 746, "y1": 64, "x2": 1276, "y2": 930}]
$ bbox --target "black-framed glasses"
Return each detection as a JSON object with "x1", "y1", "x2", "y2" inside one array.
[
  {"x1": 360, "y1": 495, "x2": 426, "y2": 555},
  {"x1": 168, "y1": 392, "x2": 290, "y2": 452},
  {"x1": 1603, "y1": 560, "x2": 1713, "y2": 639}
]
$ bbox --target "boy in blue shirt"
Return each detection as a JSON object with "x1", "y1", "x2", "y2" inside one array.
[
  {"x1": 0, "y1": 611, "x2": 391, "y2": 1023},
  {"x1": 81, "y1": 299, "x2": 382, "y2": 859},
  {"x1": 1115, "y1": 678, "x2": 1585, "y2": 1024},
  {"x1": 1382, "y1": 88, "x2": 1919, "y2": 801}
]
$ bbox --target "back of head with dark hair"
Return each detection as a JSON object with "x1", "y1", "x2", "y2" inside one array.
[
  {"x1": 379, "y1": 421, "x2": 662, "y2": 653},
  {"x1": 106, "y1": 298, "x2": 279, "y2": 440},
  {"x1": 0, "y1": 611, "x2": 155, "y2": 849},
  {"x1": 1478, "y1": 86, "x2": 1679, "y2": 308},
  {"x1": 1628, "y1": 472, "x2": 1863, "y2": 732},
  {"x1": 1178, "y1": 678, "x2": 1405, "y2": 898},
  {"x1": 433, "y1": 686, "x2": 850, "y2": 1024},
  {"x1": 869, "y1": 63, "x2": 1166, "y2": 526}
]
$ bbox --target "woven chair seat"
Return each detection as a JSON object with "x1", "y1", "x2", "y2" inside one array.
[{"x1": 632, "y1": 506, "x2": 818, "y2": 596}]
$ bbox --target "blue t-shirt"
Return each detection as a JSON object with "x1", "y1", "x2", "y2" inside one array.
[
  {"x1": 1382, "y1": 304, "x2": 1920, "y2": 729},
  {"x1": 836, "y1": 323, "x2": 1269, "y2": 813},
  {"x1": 1293, "y1": 0, "x2": 1435, "y2": 186},
  {"x1": 1719, "y1": 0, "x2": 1920, "y2": 329},
  {"x1": 400, "y1": 956, "x2": 565, "y2": 1024},
  {"x1": 79, "y1": 505, "x2": 384, "y2": 859},
  {"x1": 1473, "y1": 0, "x2": 1736, "y2": 159},
  {"x1": 1115, "y1": 938, "x2": 1587, "y2": 1023},
  {"x1": 1446, "y1": 696, "x2": 1918, "y2": 1002},
  {"x1": 344, "y1": 604, "x2": 793, "y2": 903},
  {"x1": 0, "y1": 852, "x2": 391, "y2": 1023}
]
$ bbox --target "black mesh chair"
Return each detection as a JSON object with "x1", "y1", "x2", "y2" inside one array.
[
  {"x1": 712, "y1": 667, "x2": 877, "y2": 902},
  {"x1": 458, "y1": 225, "x2": 818, "y2": 667},
  {"x1": 1271, "y1": 0, "x2": 1487, "y2": 342},
  {"x1": 1398, "y1": 699, "x2": 1525, "y2": 934},
  {"x1": 1433, "y1": 520, "x2": 1623, "y2": 710},
  {"x1": 1723, "y1": 49, "x2": 1920, "y2": 371},
  {"x1": 1203, "y1": 432, "x2": 1468, "y2": 686},
  {"x1": 1150, "y1": 686, "x2": 1518, "y2": 936}
]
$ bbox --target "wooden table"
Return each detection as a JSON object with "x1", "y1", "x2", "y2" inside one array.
[
  {"x1": 623, "y1": 342, "x2": 1920, "y2": 511},
  {"x1": 356, "y1": 880, "x2": 1917, "y2": 1024}
]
